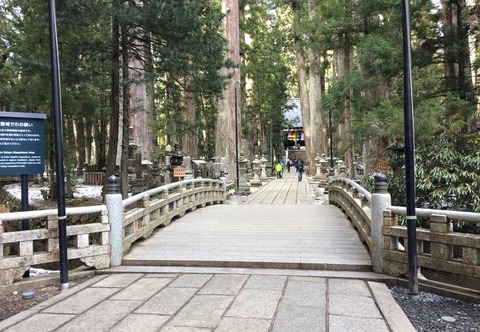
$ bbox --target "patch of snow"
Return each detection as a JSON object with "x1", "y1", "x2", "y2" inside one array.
[
  {"x1": 3, "y1": 182, "x2": 102, "y2": 205},
  {"x1": 29, "y1": 268, "x2": 59, "y2": 277}
]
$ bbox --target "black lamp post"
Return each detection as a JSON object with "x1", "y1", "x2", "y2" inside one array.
[
  {"x1": 328, "y1": 108, "x2": 334, "y2": 176},
  {"x1": 48, "y1": 0, "x2": 69, "y2": 290},
  {"x1": 402, "y1": 0, "x2": 418, "y2": 297},
  {"x1": 234, "y1": 81, "x2": 240, "y2": 193}
]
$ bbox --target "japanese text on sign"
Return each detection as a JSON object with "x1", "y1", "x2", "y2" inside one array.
[{"x1": 0, "y1": 112, "x2": 46, "y2": 175}]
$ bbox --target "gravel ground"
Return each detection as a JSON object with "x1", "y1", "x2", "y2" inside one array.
[
  {"x1": 0, "y1": 284, "x2": 61, "y2": 322},
  {"x1": 0, "y1": 270, "x2": 94, "y2": 323},
  {"x1": 390, "y1": 286, "x2": 480, "y2": 331}
]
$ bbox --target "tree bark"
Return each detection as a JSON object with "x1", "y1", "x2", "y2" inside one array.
[
  {"x1": 442, "y1": 1, "x2": 456, "y2": 92},
  {"x1": 121, "y1": 23, "x2": 130, "y2": 198},
  {"x1": 144, "y1": 36, "x2": 158, "y2": 157},
  {"x1": 307, "y1": 49, "x2": 325, "y2": 168},
  {"x1": 296, "y1": 48, "x2": 309, "y2": 163},
  {"x1": 183, "y1": 80, "x2": 198, "y2": 158},
  {"x1": 216, "y1": 0, "x2": 240, "y2": 179},
  {"x1": 334, "y1": 33, "x2": 354, "y2": 178},
  {"x1": 74, "y1": 117, "x2": 86, "y2": 176}
]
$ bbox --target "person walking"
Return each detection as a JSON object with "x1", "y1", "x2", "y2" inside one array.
[
  {"x1": 296, "y1": 160, "x2": 304, "y2": 182},
  {"x1": 286, "y1": 159, "x2": 291, "y2": 173},
  {"x1": 275, "y1": 161, "x2": 283, "y2": 179}
]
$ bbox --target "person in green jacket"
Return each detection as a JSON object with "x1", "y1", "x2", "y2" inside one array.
[{"x1": 275, "y1": 162, "x2": 283, "y2": 179}]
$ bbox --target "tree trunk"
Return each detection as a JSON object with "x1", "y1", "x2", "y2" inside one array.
[
  {"x1": 442, "y1": 1, "x2": 456, "y2": 92},
  {"x1": 442, "y1": 0, "x2": 476, "y2": 132},
  {"x1": 216, "y1": 0, "x2": 240, "y2": 180},
  {"x1": 183, "y1": 81, "x2": 198, "y2": 158},
  {"x1": 295, "y1": 48, "x2": 309, "y2": 163},
  {"x1": 96, "y1": 101, "x2": 107, "y2": 168},
  {"x1": 304, "y1": 4, "x2": 326, "y2": 172},
  {"x1": 121, "y1": 24, "x2": 130, "y2": 198},
  {"x1": 144, "y1": 36, "x2": 158, "y2": 158},
  {"x1": 84, "y1": 116, "x2": 93, "y2": 166},
  {"x1": 334, "y1": 34, "x2": 354, "y2": 178},
  {"x1": 74, "y1": 117, "x2": 86, "y2": 176},
  {"x1": 307, "y1": 49, "x2": 325, "y2": 170}
]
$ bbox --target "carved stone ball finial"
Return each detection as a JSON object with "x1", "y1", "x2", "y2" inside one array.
[
  {"x1": 373, "y1": 172, "x2": 388, "y2": 194},
  {"x1": 107, "y1": 175, "x2": 120, "y2": 194}
]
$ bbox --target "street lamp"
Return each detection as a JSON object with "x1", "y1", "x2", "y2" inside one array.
[
  {"x1": 234, "y1": 81, "x2": 240, "y2": 193},
  {"x1": 402, "y1": 0, "x2": 418, "y2": 297},
  {"x1": 48, "y1": 0, "x2": 69, "y2": 290},
  {"x1": 328, "y1": 108, "x2": 334, "y2": 176}
]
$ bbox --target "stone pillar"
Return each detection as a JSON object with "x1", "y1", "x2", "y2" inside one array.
[
  {"x1": 250, "y1": 155, "x2": 262, "y2": 186},
  {"x1": 184, "y1": 156, "x2": 193, "y2": 180},
  {"x1": 371, "y1": 173, "x2": 391, "y2": 273},
  {"x1": 105, "y1": 175, "x2": 124, "y2": 267}
]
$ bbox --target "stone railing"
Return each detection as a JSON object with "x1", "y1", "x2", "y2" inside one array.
[
  {"x1": 383, "y1": 207, "x2": 480, "y2": 290},
  {"x1": 0, "y1": 205, "x2": 110, "y2": 285},
  {"x1": 0, "y1": 178, "x2": 225, "y2": 286},
  {"x1": 119, "y1": 178, "x2": 225, "y2": 255},
  {"x1": 328, "y1": 175, "x2": 480, "y2": 290},
  {"x1": 328, "y1": 177, "x2": 373, "y2": 252}
]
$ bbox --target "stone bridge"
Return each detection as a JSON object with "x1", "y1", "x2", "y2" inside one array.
[{"x1": 1, "y1": 171, "x2": 479, "y2": 300}]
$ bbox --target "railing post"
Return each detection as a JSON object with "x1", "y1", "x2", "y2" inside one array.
[
  {"x1": 105, "y1": 175, "x2": 123, "y2": 267},
  {"x1": 371, "y1": 173, "x2": 391, "y2": 273}
]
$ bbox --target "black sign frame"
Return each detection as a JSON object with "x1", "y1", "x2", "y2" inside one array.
[{"x1": 0, "y1": 112, "x2": 47, "y2": 175}]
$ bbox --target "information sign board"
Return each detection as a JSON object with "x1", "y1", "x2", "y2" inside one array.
[
  {"x1": 173, "y1": 166, "x2": 185, "y2": 178},
  {"x1": 0, "y1": 112, "x2": 47, "y2": 175}
]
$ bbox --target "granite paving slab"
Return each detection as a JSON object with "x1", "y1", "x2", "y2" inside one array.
[{"x1": 0, "y1": 271, "x2": 414, "y2": 332}]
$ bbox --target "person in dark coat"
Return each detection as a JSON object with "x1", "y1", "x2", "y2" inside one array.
[{"x1": 295, "y1": 160, "x2": 304, "y2": 181}]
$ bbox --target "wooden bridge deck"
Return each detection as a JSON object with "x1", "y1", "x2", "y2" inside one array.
[{"x1": 122, "y1": 171, "x2": 372, "y2": 271}]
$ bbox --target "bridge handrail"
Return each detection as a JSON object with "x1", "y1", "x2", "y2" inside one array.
[
  {"x1": 328, "y1": 176, "x2": 480, "y2": 290},
  {"x1": 0, "y1": 178, "x2": 225, "y2": 286},
  {"x1": 383, "y1": 207, "x2": 480, "y2": 290},
  {"x1": 117, "y1": 178, "x2": 226, "y2": 258},
  {"x1": 388, "y1": 206, "x2": 480, "y2": 224},
  {"x1": 0, "y1": 205, "x2": 106, "y2": 221},
  {"x1": 328, "y1": 177, "x2": 373, "y2": 252},
  {"x1": 333, "y1": 177, "x2": 372, "y2": 201},
  {"x1": 122, "y1": 178, "x2": 220, "y2": 208},
  {"x1": 0, "y1": 204, "x2": 109, "y2": 286}
]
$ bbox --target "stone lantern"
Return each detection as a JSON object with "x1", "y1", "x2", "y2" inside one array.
[
  {"x1": 313, "y1": 153, "x2": 322, "y2": 181},
  {"x1": 250, "y1": 155, "x2": 262, "y2": 186},
  {"x1": 238, "y1": 151, "x2": 251, "y2": 194},
  {"x1": 260, "y1": 155, "x2": 268, "y2": 180},
  {"x1": 336, "y1": 159, "x2": 346, "y2": 177}
]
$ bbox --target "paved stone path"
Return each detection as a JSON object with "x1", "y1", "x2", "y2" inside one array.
[
  {"x1": 0, "y1": 268, "x2": 414, "y2": 332},
  {"x1": 242, "y1": 170, "x2": 311, "y2": 204}
]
